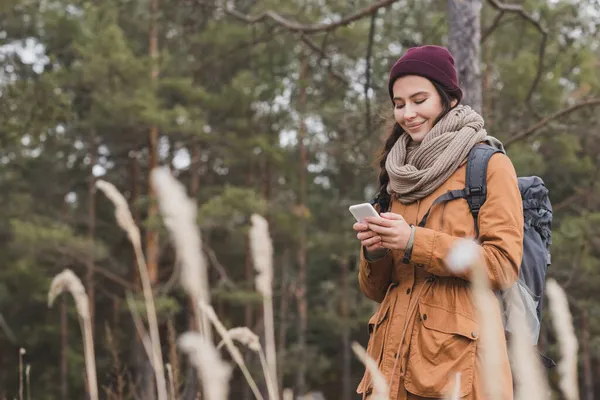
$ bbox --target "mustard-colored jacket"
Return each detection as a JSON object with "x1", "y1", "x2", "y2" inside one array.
[{"x1": 357, "y1": 153, "x2": 523, "y2": 400}]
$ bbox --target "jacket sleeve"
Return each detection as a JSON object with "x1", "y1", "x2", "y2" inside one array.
[
  {"x1": 409, "y1": 153, "x2": 524, "y2": 290},
  {"x1": 358, "y1": 246, "x2": 393, "y2": 303}
]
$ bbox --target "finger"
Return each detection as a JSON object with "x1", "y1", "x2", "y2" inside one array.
[
  {"x1": 353, "y1": 222, "x2": 369, "y2": 232},
  {"x1": 364, "y1": 215, "x2": 401, "y2": 228},
  {"x1": 362, "y1": 235, "x2": 382, "y2": 248},
  {"x1": 357, "y1": 230, "x2": 377, "y2": 241},
  {"x1": 380, "y1": 212, "x2": 405, "y2": 221},
  {"x1": 367, "y1": 224, "x2": 394, "y2": 235}
]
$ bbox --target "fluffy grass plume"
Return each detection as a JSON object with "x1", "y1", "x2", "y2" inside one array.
[
  {"x1": 217, "y1": 327, "x2": 278, "y2": 399},
  {"x1": 178, "y1": 332, "x2": 232, "y2": 400},
  {"x1": 546, "y1": 279, "x2": 579, "y2": 400},
  {"x1": 19, "y1": 348, "x2": 25, "y2": 400},
  {"x1": 504, "y1": 288, "x2": 549, "y2": 400},
  {"x1": 443, "y1": 373, "x2": 461, "y2": 400},
  {"x1": 199, "y1": 302, "x2": 264, "y2": 400},
  {"x1": 282, "y1": 389, "x2": 294, "y2": 400},
  {"x1": 150, "y1": 167, "x2": 211, "y2": 340},
  {"x1": 249, "y1": 213, "x2": 279, "y2": 398},
  {"x1": 351, "y1": 342, "x2": 388, "y2": 400},
  {"x1": 96, "y1": 180, "x2": 167, "y2": 400},
  {"x1": 48, "y1": 269, "x2": 98, "y2": 400},
  {"x1": 446, "y1": 239, "x2": 502, "y2": 400}
]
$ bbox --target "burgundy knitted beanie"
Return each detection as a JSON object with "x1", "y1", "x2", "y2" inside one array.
[{"x1": 388, "y1": 45, "x2": 463, "y2": 103}]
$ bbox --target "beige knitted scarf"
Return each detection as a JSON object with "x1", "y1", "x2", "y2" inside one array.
[{"x1": 385, "y1": 105, "x2": 488, "y2": 204}]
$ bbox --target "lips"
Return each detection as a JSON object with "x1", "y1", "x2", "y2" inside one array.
[{"x1": 406, "y1": 121, "x2": 425, "y2": 130}]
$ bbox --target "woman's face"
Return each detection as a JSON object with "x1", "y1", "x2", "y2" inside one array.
[{"x1": 391, "y1": 75, "x2": 456, "y2": 143}]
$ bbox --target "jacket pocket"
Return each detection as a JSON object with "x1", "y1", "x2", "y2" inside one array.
[
  {"x1": 356, "y1": 298, "x2": 392, "y2": 394},
  {"x1": 405, "y1": 301, "x2": 479, "y2": 397}
]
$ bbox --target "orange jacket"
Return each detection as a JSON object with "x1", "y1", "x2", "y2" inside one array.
[{"x1": 357, "y1": 153, "x2": 523, "y2": 400}]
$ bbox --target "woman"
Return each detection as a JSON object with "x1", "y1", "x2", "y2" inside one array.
[{"x1": 353, "y1": 45, "x2": 523, "y2": 400}]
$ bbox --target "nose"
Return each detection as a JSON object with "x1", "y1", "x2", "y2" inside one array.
[{"x1": 403, "y1": 104, "x2": 417, "y2": 121}]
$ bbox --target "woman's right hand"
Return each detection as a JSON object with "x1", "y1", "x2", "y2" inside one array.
[{"x1": 353, "y1": 222, "x2": 384, "y2": 252}]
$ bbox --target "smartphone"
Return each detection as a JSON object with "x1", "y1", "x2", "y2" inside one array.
[{"x1": 349, "y1": 203, "x2": 379, "y2": 222}]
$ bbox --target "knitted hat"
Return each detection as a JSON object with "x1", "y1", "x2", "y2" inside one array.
[{"x1": 388, "y1": 45, "x2": 462, "y2": 103}]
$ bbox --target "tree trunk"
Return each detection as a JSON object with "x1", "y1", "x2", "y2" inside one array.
[
  {"x1": 277, "y1": 250, "x2": 290, "y2": 391},
  {"x1": 139, "y1": 0, "x2": 160, "y2": 398},
  {"x1": 87, "y1": 141, "x2": 96, "y2": 337},
  {"x1": 295, "y1": 54, "x2": 309, "y2": 396},
  {"x1": 243, "y1": 163, "x2": 255, "y2": 400},
  {"x1": 340, "y1": 257, "x2": 351, "y2": 400},
  {"x1": 146, "y1": 0, "x2": 160, "y2": 284},
  {"x1": 582, "y1": 311, "x2": 594, "y2": 400},
  {"x1": 448, "y1": 0, "x2": 482, "y2": 113},
  {"x1": 61, "y1": 296, "x2": 69, "y2": 400}
]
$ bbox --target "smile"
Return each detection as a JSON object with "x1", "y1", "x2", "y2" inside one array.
[{"x1": 406, "y1": 121, "x2": 425, "y2": 130}]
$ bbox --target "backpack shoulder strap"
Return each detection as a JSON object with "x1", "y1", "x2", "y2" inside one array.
[{"x1": 466, "y1": 144, "x2": 504, "y2": 229}]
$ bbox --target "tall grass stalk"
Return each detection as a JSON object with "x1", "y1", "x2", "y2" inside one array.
[
  {"x1": 166, "y1": 363, "x2": 176, "y2": 400},
  {"x1": 351, "y1": 342, "x2": 388, "y2": 400},
  {"x1": 48, "y1": 269, "x2": 98, "y2": 400},
  {"x1": 25, "y1": 364, "x2": 31, "y2": 400},
  {"x1": 546, "y1": 279, "x2": 579, "y2": 400},
  {"x1": 179, "y1": 332, "x2": 232, "y2": 400},
  {"x1": 249, "y1": 214, "x2": 279, "y2": 399},
  {"x1": 199, "y1": 303, "x2": 264, "y2": 400},
  {"x1": 446, "y1": 239, "x2": 502, "y2": 400},
  {"x1": 217, "y1": 327, "x2": 278, "y2": 399},
  {"x1": 96, "y1": 180, "x2": 167, "y2": 400},
  {"x1": 19, "y1": 348, "x2": 25, "y2": 400},
  {"x1": 504, "y1": 289, "x2": 549, "y2": 400},
  {"x1": 150, "y1": 168, "x2": 211, "y2": 340}
]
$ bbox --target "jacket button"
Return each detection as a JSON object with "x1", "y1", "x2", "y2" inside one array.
[
  {"x1": 406, "y1": 288, "x2": 411, "y2": 295},
  {"x1": 422, "y1": 314, "x2": 427, "y2": 321},
  {"x1": 471, "y1": 331, "x2": 478, "y2": 338}
]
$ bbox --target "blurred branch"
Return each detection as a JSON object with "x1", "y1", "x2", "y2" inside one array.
[
  {"x1": 298, "y1": 34, "x2": 349, "y2": 85},
  {"x1": 225, "y1": 0, "x2": 400, "y2": 33},
  {"x1": 481, "y1": 11, "x2": 504, "y2": 42},
  {"x1": 0, "y1": 313, "x2": 16, "y2": 344},
  {"x1": 486, "y1": 0, "x2": 548, "y2": 104},
  {"x1": 504, "y1": 98, "x2": 600, "y2": 148}
]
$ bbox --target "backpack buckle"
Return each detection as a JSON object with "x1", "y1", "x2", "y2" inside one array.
[{"x1": 467, "y1": 186, "x2": 484, "y2": 196}]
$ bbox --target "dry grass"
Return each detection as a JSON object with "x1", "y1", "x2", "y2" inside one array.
[
  {"x1": 179, "y1": 332, "x2": 232, "y2": 400},
  {"x1": 199, "y1": 302, "x2": 265, "y2": 400},
  {"x1": 504, "y1": 288, "x2": 549, "y2": 400},
  {"x1": 151, "y1": 167, "x2": 212, "y2": 340},
  {"x1": 546, "y1": 279, "x2": 579, "y2": 400},
  {"x1": 48, "y1": 269, "x2": 98, "y2": 400},
  {"x1": 351, "y1": 342, "x2": 388, "y2": 400},
  {"x1": 249, "y1": 213, "x2": 280, "y2": 399},
  {"x1": 96, "y1": 180, "x2": 167, "y2": 400},
  {"x1": 446, "y1": 239, "x2": 502, "y2": 400}
]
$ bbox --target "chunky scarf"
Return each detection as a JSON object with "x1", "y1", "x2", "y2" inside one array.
[{"x1": 385, "y1": 105, "x2": 488, "y2": 204}]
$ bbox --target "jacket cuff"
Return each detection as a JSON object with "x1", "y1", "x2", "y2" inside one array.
[{"x1": 411, "y1": 226, "x2": 436, "y2": 267}]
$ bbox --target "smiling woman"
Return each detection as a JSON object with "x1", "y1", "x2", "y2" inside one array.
[{"x1": 352, "y1": 45, "x2": 524, "y2": 400}]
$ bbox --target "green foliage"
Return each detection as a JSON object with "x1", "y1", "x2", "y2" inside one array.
[{"x1": 1, "y1": 0, "x2": 599, "y2": 398}]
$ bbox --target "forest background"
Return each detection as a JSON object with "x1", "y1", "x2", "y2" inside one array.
[{"x1": 1, "y1": 0, "x2": 599, "y2": 399}]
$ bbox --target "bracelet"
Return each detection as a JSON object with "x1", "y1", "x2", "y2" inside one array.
[{"x1": 401, "y1": 224, "x2": 416, "y2": 264}]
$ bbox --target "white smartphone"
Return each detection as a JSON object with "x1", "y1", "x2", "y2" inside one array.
[{"x1": 349, "y1": 202, "x2": 379, "y2": 222}]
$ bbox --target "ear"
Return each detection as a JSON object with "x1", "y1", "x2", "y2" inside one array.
[{"x1": 450, "y1": 98, "x2": 458, "y2": 107}]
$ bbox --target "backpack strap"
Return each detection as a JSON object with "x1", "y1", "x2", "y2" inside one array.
[
  {"x1": 465, "y1": 144, "x2": 504, "y2": 235},
  {"x1": 417, "y1": 144, "x2": 503, "y2": 233}
]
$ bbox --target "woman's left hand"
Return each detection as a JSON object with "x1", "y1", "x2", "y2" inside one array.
[{"x1": 364, "y1": 212, "x2": 412, "y2": 251}]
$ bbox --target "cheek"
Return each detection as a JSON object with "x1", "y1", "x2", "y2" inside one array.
[{"x1": 393, "y1": 108, "x2": 404, "y2": 123}]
